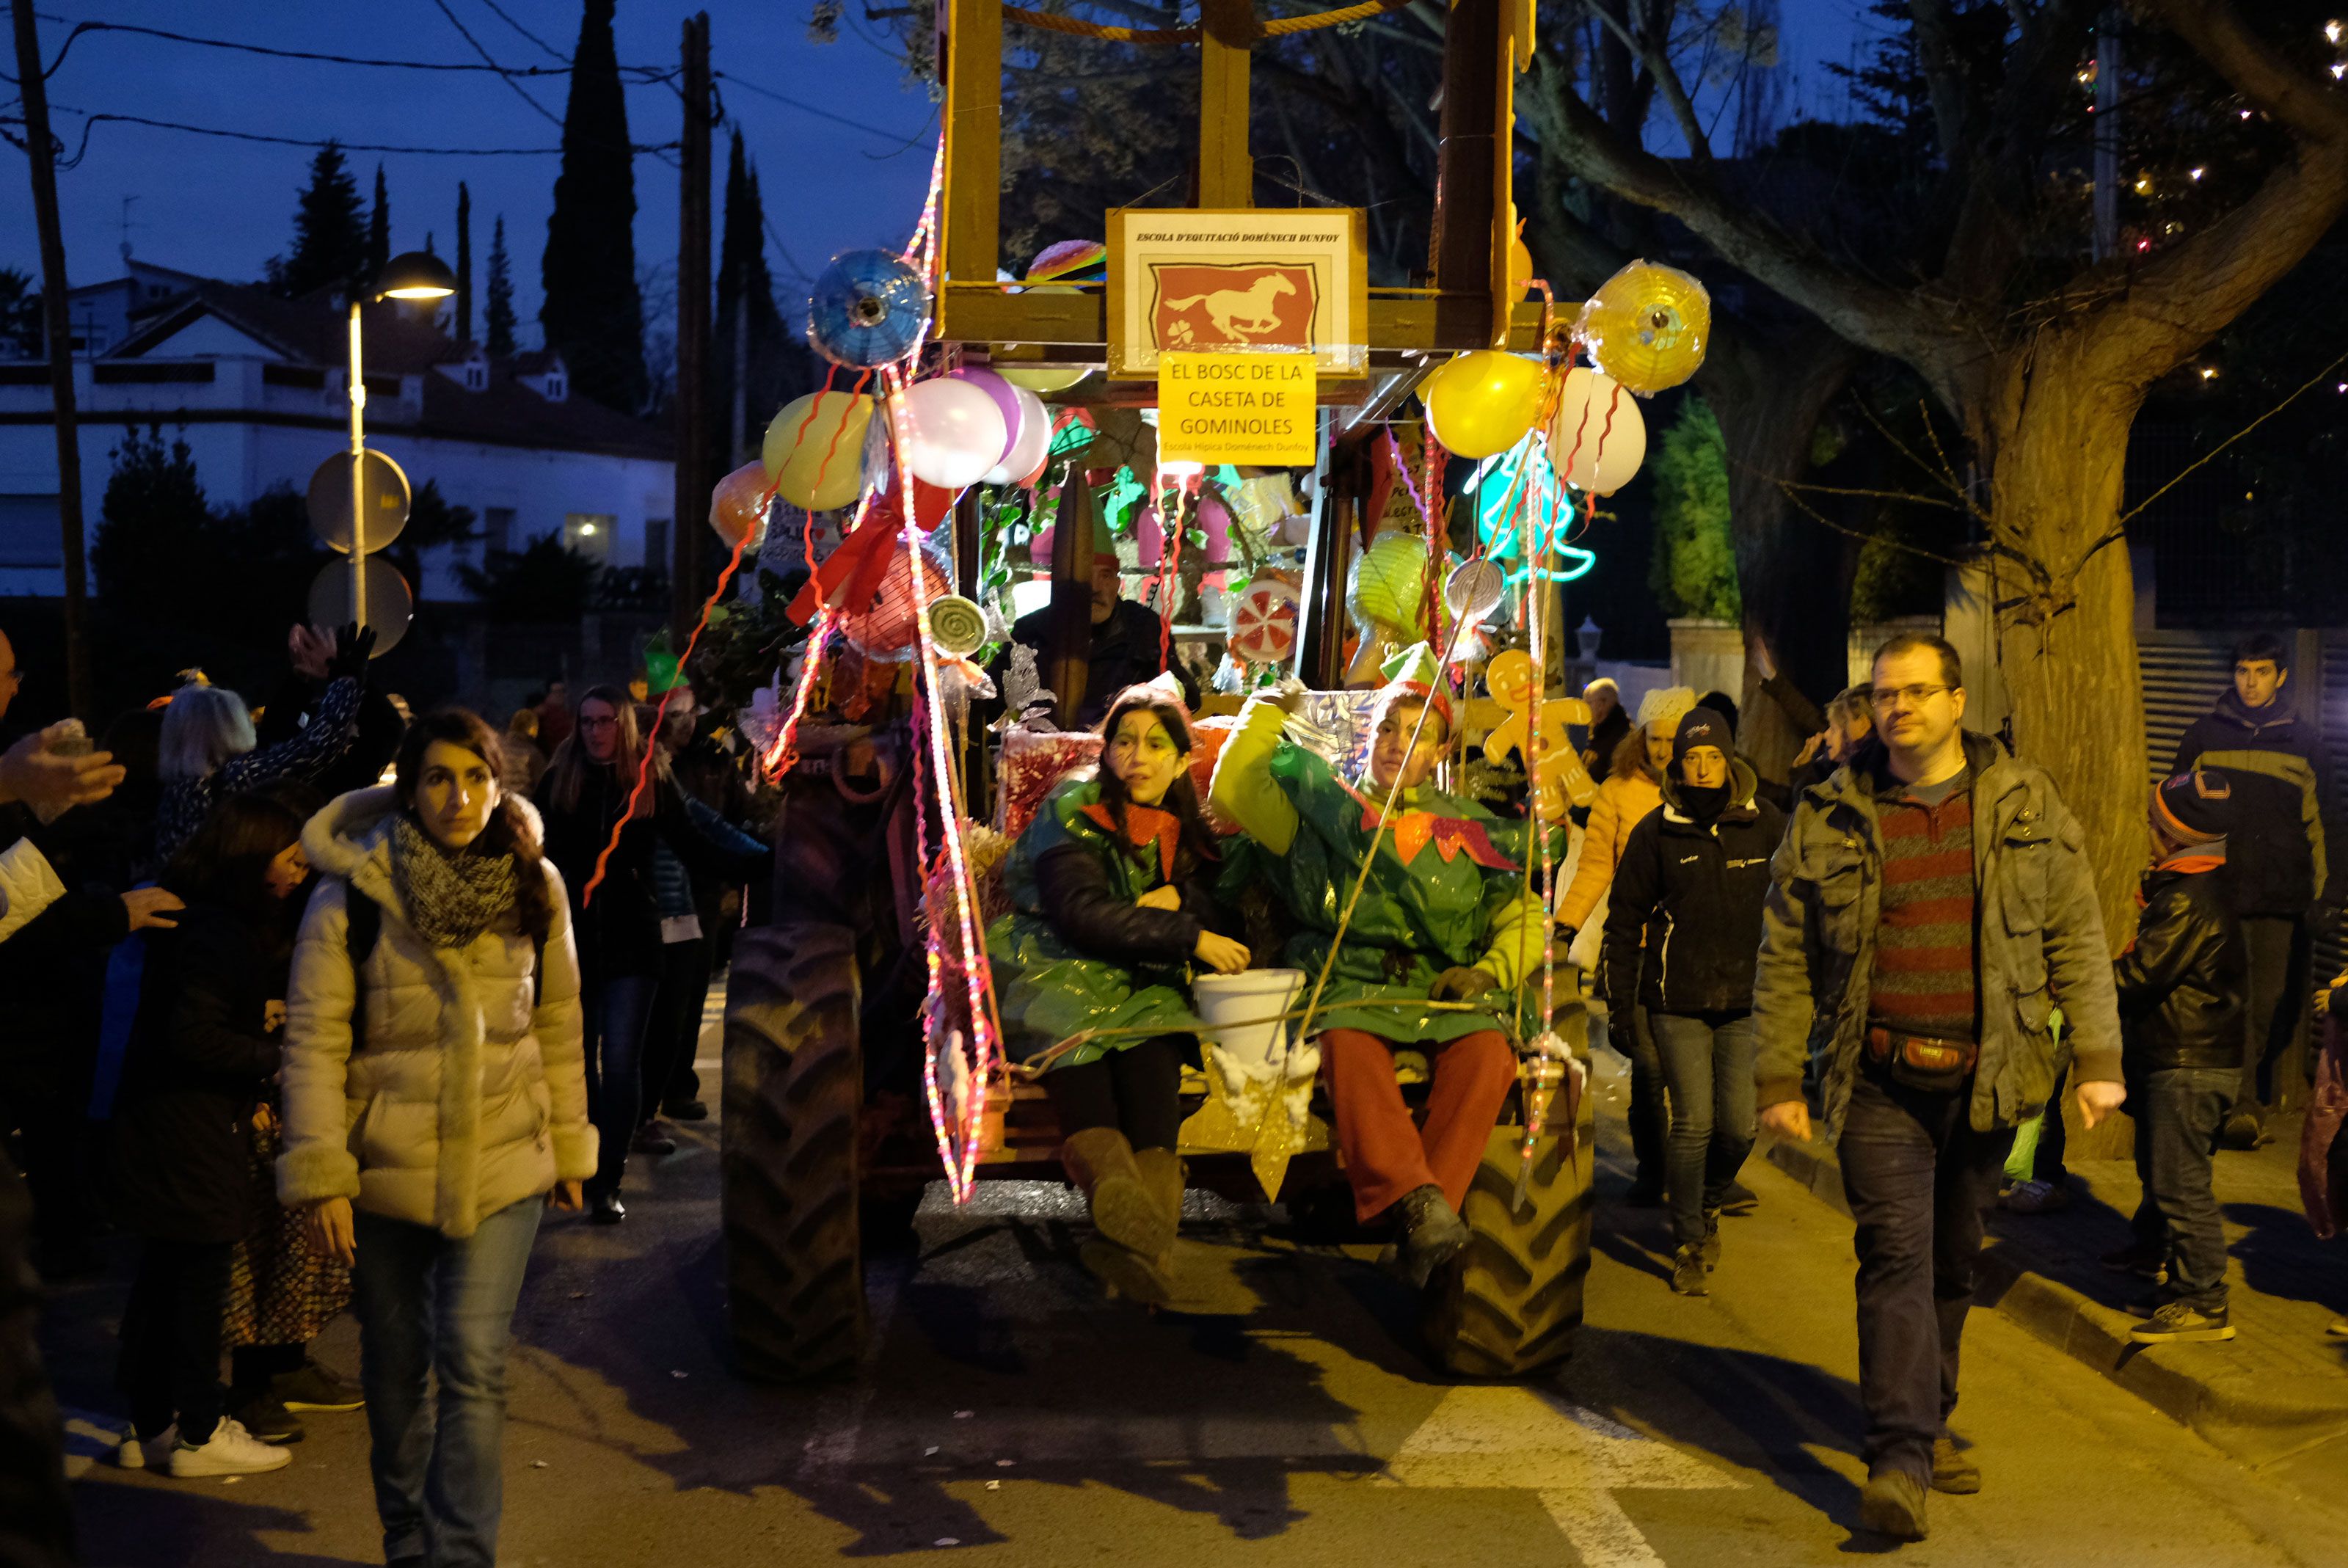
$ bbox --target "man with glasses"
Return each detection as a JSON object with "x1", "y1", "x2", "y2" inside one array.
[{"x1": 1751, "y1": 632, "x2": 2125, "y2": 1542}]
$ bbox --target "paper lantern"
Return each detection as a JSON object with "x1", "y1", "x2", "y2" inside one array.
[
  {"x1": 763, "y1": 390, "x2": 874, "y2": 511},
  {"x1": 1576, "y1": 260, "x2": 1711, "y2": 396},
  {"x1": 839, "y1": 544, "x2": 951, "y2": 663},
  {"x1": 1422, "y1": 350, "x2": 1549, "y2": 459},
  {"x1": 953, "y1": 368, "x2": 1024, "y2": 466},
  {"x1": 807, "y1": 249, "x2": 930, "y2": 368},
  {"x1": 708, "y1": 461, "x2": 773, "y2": 550},
  {"x1": 1347, "y1": 530, "x2": 1430, "y2": 643},
  {"x1": 1546, "y1": 368, "x2": 1648, "y2": 495},
  {"x1": 1227, "y1": 572, "x2": 1300, "y2": 667},
  {"x1": 896, "y1": 377, "x2": 1007, "y2": 489},
  {"x1": 983, "y1": 386, "x2": 1051, "y2": 486}
]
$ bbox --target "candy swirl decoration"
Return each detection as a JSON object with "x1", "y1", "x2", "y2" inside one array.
[
  {"x1": 1575, "y1": 260, "x2": 1711, "y2": 396},
  {"x1": 807, "y1": 248, "x2": 930, "y2": 369},
  {"x1": 1227, "y1": 571, "x2": 1301, "y2": 667},
  {"x1": 925, "y1": 594, "x2": 991, "y2": 659},
  {"x1": 1422, "y1": 349, "x2": 1549, "y2": 459},
  {"x1": 762, "y1": 390, "x2": 875, "y2": 511}
]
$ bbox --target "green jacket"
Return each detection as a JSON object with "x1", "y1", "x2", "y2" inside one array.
[
  {"x1": 985, "y1": 776, "x2": 1211, "y2": 1068},
  {"x1": 1208, "y1": 699, "x2": 1554, "y2": 1043},
  {"x1": 1752, "y1": 731, "x2": 2122, "y2": 1142}
]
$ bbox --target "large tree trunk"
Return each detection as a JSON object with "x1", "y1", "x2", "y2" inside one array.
[{"x1": 1701, "y1": 326, "x2": 1861, "y2": 783}]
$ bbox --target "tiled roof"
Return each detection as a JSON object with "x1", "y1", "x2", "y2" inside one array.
[{"x1": 418, "y1": 368, "x2": 670, "y2": 461}]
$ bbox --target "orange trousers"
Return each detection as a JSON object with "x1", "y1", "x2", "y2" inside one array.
[{"x1": 1318, "y1": 1029, "x2": 1517, "y2": 1222}]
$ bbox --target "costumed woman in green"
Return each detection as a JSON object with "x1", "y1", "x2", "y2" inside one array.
[
  {"x1": 1208, "y1": 644, "x2": 1552, "y2": 1287},
  {"x1": 987, "y1": 677, "x2": 1250, "y2": 1302}
]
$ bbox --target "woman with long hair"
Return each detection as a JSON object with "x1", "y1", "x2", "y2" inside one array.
[
  {"x1": 110, "y1": 791, "x2": 314, "y2": 1477},
  {"x1": 278, "y1": 707, "x2": 590, "y2": 1568},
  {"x1": 988, "y1": 679, "x2": 1247, "y2": 1301},
  {"x1": 534, "y1": 685, "x2": 762, "y2": 1223}
]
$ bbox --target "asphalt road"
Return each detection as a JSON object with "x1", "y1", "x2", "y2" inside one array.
[{"x1": 46, "y1": 1051, "x2": 2348, "y2": 1567}]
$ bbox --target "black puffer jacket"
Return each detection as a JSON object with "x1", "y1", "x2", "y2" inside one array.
[
  {"x1": 1600, "y1": 762, "x2": 1784, "y2": 1015},
  {"x1": 2172, "y1": 691, "x2": 2326, "y2": 914},
  {"x1": 2114, "y1": 860, "x2": 2246, "y2": 1071},
  {"x1": 111, "y1": 902, "x2": 291, "y2": 1244},
  {"x1": 1032, "y1": 834, "x2": 1229, "y2": 967}
]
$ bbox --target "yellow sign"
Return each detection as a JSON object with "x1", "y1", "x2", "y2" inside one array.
[
  {"x1": 1107, "y1": 208, "x2": 1367, "y2": 379},
  {"x1": 1157, "y1": 351, "x2": 1316, "y2": 466}
]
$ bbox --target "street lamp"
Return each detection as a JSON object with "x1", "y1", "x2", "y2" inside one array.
[{"x1": 346, "y1": 251, "x2": 457, "y2": 630}]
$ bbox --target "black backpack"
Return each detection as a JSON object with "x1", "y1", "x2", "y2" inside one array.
[{"x1": 343, "y1": 883, "x2": 545, "y2": 1049}]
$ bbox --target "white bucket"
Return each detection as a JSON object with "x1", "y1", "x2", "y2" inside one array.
[{"x1": 1192, "y1": 969, "x2": 1306, "y2": 1075}]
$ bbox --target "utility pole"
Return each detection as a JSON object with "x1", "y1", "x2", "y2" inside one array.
[
  {"x1": 11, "y1": 6, "x2": 93, "y2": 719},
  {"x1": 456, "y1": 183, "x2": 474, "y2": 346},
  {"x1": 2092, "y1": 11, "x2": 2120, "y2": 262},
  {"x1": 671, "y1": 12, "x2": 713, "y2": 640}
]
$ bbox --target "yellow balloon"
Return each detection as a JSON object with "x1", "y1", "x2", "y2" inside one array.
[
  {"x1": 999, "y1": 365, "x2": 1090, "y2": 394},
  {"x1": 1422, "y1": 350, "x2": 1548, "y2": 460},
  {"x1": 762, "y1": 390, "x2": 875, "y2": 511},
  {"x1": 1575, "y1": 260, "x2": 1712, "y2": 396}
]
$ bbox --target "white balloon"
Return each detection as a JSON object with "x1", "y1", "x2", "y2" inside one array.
[
  {"x1": 1546, "y1": 367, "x2": 1648, "y2": 495},
  {"x1": 898, "y1": 378, "x2": 1008, "y2": 490},
  {"x1": 982, "y1": 386, "x2": 1051, "y2": 486}
]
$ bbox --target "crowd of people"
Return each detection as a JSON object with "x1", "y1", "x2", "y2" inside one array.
[
  {"x1": 2, "y1": 607, "x2": 2342, "y2": 1559},
  {"x1": 0, "y1": 627, "x2": 770, "y2": 1568}
]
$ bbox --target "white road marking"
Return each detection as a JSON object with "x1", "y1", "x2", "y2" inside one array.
[{"x1": 1388, "y1": 1385, "x2": 1740, "y2": 1568}]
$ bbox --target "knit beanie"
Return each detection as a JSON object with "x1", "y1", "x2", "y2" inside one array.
[
  {"x1": 1636, "y1": 685, "x2": 1697, "y2": 734},
  {"x1": 1672, "y1": 707, "x2": 1732, "y2": 767},
  {"x1": 2151, "y1": 767, "x2": 2234, "y2": 848}
]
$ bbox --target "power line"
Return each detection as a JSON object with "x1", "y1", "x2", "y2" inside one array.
[
  {"x1": 713, "y1": 71, "x2": 927, "y2": 143},
  {"x1": 473, "y1": 0, "x2": 572, "y2": 65},
  {"x1": 427, "y1": 0, "x2": 566, "y2": 130},
  {"x1": 15, "y1": 17, "x2": 674, "y2": 81},
  {"x1": 25, "y1": 104, "x2": 678, "y2": 167}
]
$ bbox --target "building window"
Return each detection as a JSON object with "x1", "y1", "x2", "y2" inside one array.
[
  {"x1": 564, "y1": 512, "x2": 614, "y2": 561},
  {"x1": 484, "y1": 506, "x2": 517, "y2": 555},
  {"x1": 542, "y1": 371, "x2": 566, "y2": 402},
  {"x1": 464, "y1": 361, "x2": 487, "y2": 391},
  {"x1": 643, "y1": 518, "x2": 671, "y2": 572}
]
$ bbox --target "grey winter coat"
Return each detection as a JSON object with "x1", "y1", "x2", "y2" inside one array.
[{"x1": 1751, "y1": 731, "x2": 2123, "y2": 1142}]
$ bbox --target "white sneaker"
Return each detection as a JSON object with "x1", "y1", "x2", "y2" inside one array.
[
  {"x1": 167, "y1": 1416, "x2": 293, "y2": 1478},
  {"x1": 112, "y1": 1424, "x2": 177, "y2": 1470}
]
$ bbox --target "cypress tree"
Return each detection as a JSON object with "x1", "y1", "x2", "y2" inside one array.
[
  {"x1": 271, "y1": 143, "x2": 367, "y2": 299},
  {"x1": 486, "y1": 216, "x2": 517, "y2": 355},
  {"x1": 456, "y1": 183, "x2": 474, "y2": 346},
  {"x1": 540, "y1": 0, "x2": 647, "y2": 413},
  {"x1": 715, "y1": 131, "x2": 817, "y2": 464},
  {"x1": 367, "y1": 164, "x2": 390, "y2": 280}
]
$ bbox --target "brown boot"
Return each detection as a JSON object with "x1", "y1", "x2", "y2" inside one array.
[
  {"x1": 1062, "y1": 1129, "x2": 1176, "y2": 1292},
  {"x1": 1131, "y1": 1147, "x2": 1186, "y2": 1239}
]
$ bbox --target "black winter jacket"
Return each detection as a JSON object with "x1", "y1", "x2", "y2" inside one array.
[
  {"x1": 111, "y1": 902, "x2": 291, "y2": 1244},
  {"x1": 1600, "y1": 764, "x2": 1785, "y2": 1016},
  {"x1": 2113, "y1": 860, "x2": 2246, "y2": 1073},
  {"x1": 1032, "y1": 834, "x2": 1230, "y2": 969},
  {"x1": 2172, "y1": 692, "x2": 2327, "y2": 915},
  {"x1": 538, "y1": 767, "x2": 768, "y2": 980}
]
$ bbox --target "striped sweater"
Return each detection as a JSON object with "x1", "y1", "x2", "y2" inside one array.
[{"x1": 1870, "y1": 772, "x2": 1978, "y2": 1040}]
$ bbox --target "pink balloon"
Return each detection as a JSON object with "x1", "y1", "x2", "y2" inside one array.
[
  {"x1": 1134, "y1": 506, "x2": 1164, "y2": 567},
  {"x1": 1195, "y1": 492, "x2": 1232, "y2": 564},
  {"x1": 952, "y1": 368, "x2": 1024, "y2": 464}
]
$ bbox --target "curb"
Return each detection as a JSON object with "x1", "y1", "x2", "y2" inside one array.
[{"x1": 1760, "y1": 1134, "x2": 2348, "y2": 1467}]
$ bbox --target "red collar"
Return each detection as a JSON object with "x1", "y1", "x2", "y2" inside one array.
[
  {"x1": 1080, "y1": 801, "x2": 1182, "y2": 880},
  {"x1": 1339, "y1": 779, "x2": 1515, "y2": 871}
]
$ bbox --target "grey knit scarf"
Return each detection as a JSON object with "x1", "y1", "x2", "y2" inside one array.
[{"x1": 390, "y1": 817, "x2": 518, "y2": 949}]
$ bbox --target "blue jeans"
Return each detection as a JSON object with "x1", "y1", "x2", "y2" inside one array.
[
  {"x1": 1649, "y1": 1011, "x2": 1757, "y2": 1245},
  {"x1": 1837, "y1": 1069, "x2": 2014, "y2": 1485},
  {"x1": 2129, "y1": 1065, "x2": 2236, "y2": 1310},
  {"x1": 353, "y1": 1197, "x2": 543, "y2": 1568},
  {"x1": 583, "y1": 973, "x2": 659, "y2": 1197}
]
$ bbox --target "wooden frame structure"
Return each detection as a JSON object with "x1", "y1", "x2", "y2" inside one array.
[{"x1": 934, "y1": 0, "x2": 1545, "y2": 370}]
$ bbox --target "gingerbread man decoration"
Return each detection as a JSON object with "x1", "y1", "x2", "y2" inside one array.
[{"x1": 1481, "y1": 649, "x2": 1597, "y2": 820}]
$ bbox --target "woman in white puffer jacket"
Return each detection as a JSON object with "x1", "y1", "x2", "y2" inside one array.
[{"x1": 277, "y1": 707, "x2": 591, "y2": 1568}]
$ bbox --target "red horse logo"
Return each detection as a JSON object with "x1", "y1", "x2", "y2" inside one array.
[{"x1": 1150, "y1": 263, "x2": 1317, "y2": 351}]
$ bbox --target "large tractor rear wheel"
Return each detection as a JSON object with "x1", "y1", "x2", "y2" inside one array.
[
  {"x1": 1424, "y1": 1089, "x2": 1598, "y2": 1379},
  {"x1": 721, "y1": 923, "x2": 867, "y2": 1381}
]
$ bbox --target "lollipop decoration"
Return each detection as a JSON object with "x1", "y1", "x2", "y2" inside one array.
[
  {"x1": 1575, "y1": 259, "x2": 1712, "y2": 397},
  {"x1": 925, "y1": 594, "x2": 991, "y2": 659},
  {"x1": 808, "y1": 249, "x2": 931, "y2": 369},
  {"x1": 1227, "y1": 570, "x2": 1300, "y2": 674}
]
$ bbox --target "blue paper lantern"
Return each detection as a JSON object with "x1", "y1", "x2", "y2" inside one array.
[{"x1": 807, "y1": 249, "x2": 930, "y2": 368}]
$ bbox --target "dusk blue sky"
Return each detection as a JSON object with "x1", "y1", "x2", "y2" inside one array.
[{"x1": 5, "y1": 1, "x2": 1877, "y2": 351}]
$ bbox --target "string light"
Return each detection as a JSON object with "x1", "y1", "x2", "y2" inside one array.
[
  {"x1": 2190, "y1": 167, "x2": 2205, "y2": 181},
  {"x1": 2199, "y1": 366, "x2": 2219, "y2": 381}
]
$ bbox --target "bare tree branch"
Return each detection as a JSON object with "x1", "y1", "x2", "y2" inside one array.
[
  {"x1": 1586, "y1": 0, "x2": 1711, "y2": 164},
  {"x1": 1906, "y1": 0, "x2": 1972, "y2": 158}
]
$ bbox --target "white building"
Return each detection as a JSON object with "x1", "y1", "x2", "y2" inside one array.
[{"x1": 0, "y1": 268, "x2": 674, "y2": 608}]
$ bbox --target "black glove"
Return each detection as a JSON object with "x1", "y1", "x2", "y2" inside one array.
[
  {"x1": 1429, "y1": 965, "x2": 1498, "y2": 1003},
  {"x1": 327, "y1": 622, "x2": 377, "y2": 681}
]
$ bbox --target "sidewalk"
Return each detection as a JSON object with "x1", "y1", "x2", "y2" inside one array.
[{"x1": 1765, "y1": 1113, "x2": 2348, "y2": 1488}]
